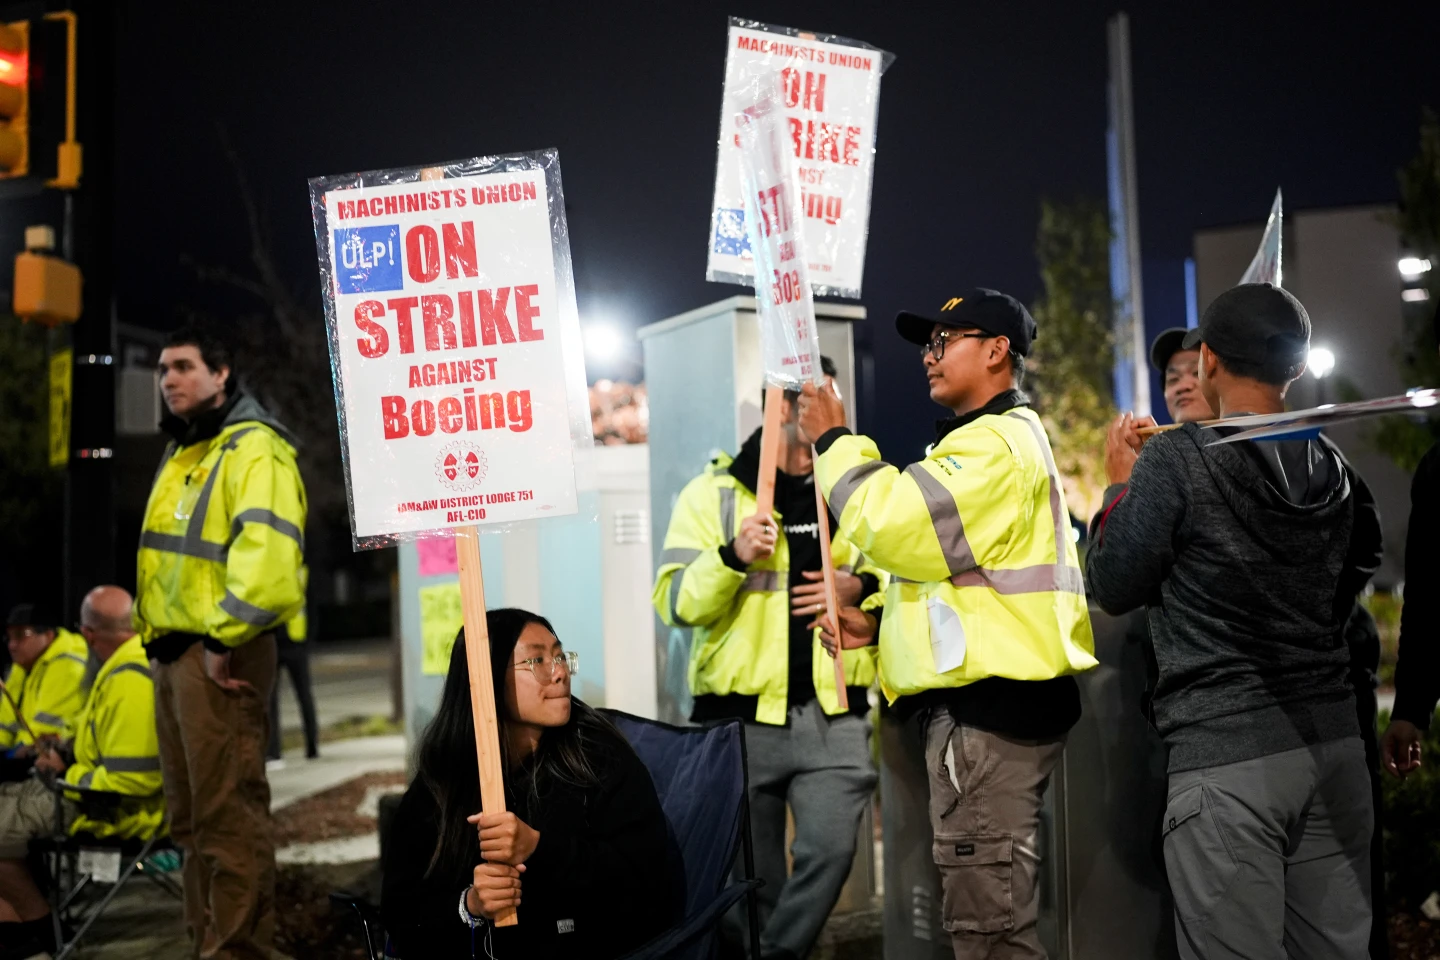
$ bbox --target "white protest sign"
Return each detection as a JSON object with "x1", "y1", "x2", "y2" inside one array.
[
  {"x1": 707, "y1": 18, "x2": 891, "y2": 300},
  {"x1": 736, "y1": 73, "x2": 823, "y2": 388},
  {"x1": 310, "y1": 152, "x2": 590, "y2": 548},
  {"x1": 1240, "y1": 188, "x2": 1283, "y2": 287}
]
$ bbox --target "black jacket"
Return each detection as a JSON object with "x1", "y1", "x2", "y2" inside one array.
[
  {"x1": 1086, "y1": 422, "x2": 1382, "y2": 771},
  {"x1": 381, "y1": 726, "x2": 682, "y2": 959},
  {"x1": 1394, "y1": 442, "x2": 1440, "y2": 730}
]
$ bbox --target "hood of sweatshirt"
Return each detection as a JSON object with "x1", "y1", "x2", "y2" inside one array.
[{"x1": 1181, "y1": 421, "x2": 1351, "y2": 566}]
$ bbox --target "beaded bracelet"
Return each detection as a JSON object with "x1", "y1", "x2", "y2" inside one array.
[{"x1": 458, "y1": 887, "x2": 486, "y2": 928}]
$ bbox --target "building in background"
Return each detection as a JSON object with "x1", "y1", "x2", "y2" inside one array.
[{"x1": 1194, "y1": 204, "x2": 1411, "y2": 584}]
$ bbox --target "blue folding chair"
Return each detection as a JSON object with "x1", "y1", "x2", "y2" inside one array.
[{"x1": 603, "y1": 710, "x2": 762, "y2": 960}]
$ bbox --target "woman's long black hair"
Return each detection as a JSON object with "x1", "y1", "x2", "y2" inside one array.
[{"x1": 415, "y1": 607, "x2": 624, "y2": 879}]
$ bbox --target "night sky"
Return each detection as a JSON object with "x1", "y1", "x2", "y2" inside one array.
[{"x1": 116, "y1": 1, "x2": 1440, "y2": 461}]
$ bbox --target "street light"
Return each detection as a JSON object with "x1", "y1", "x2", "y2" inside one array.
[
  {"x1": 1308, "y1": 347, "x2": 1335, "y2": 379},
  {"x1": 583, "y1": 323, "x2": 624, "y2": 364},
  {"x1": 1399, "y1": 257, "x2": 1433, "y2": 280}
]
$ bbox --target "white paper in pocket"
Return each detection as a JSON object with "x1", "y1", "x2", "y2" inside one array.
[{"x1": 927, "y1": 598, "x2": 967, "y2": 674}]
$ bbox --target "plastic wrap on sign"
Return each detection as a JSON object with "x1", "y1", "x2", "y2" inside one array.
[
  {"x1": 1239, "y1": 188, "x2": 1283, "y2": 287},
  {"x1": 309, "y1": 150, "x2": 594, "y2": 551},
  {"x1": 707, "y1": 17, "x2": 893, "y2": 300},
  {"x1": 736, "y1": 73, "x2": 824, "y2": 390}
]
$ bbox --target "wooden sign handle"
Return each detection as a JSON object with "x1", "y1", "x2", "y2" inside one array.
[
  {"x1": 454, "y1": 525, "x2": 518, "y2": 927},
  {"x1": 753, "y1": 385, "x2": 786, "y2": 518},
  {"x1": 418, "y1": 164, "x2": 515, "y2": 928},
  {"x1": 813, "y1": 475, "x2": 848, "y2": 711}
]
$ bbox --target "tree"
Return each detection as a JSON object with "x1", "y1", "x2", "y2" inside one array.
[
  {"x1": 0, "y1": 319, "x2": 63, "y2": 604},
  {"x1": 1027, "y1": 197, "x2": 1117, "y2": 521},
  {"x1": 1372, "y1": 108, "x2": 1440, "y2": 472}
]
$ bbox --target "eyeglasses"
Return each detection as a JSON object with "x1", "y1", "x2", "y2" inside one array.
[
  {"x1": 514, "y1": 651, "x2": 579, "y2": 685},
  {"x1": 922, "y1": 330, "x2": 992, "y2": 361}
]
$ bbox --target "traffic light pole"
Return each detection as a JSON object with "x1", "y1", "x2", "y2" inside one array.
[{"x1": 61, "y1": 0, "x2": 114, "y2": 616}]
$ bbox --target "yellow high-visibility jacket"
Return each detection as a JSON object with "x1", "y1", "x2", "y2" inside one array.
[
  {"x1": 653, "y1": 451, "x2": 888, "y2": 725},
  {"x1": 135, "y1": 394, "x2": 307, "y2": 649},
  {"x1": 283, "y1": 567, "x2": 310, "y2": 643},
  {"x1": 0, "y1": 664, "x2": 25, "y2": 749},
  {"x1": 0, "y1": 629, "x2": 90, "y2": 749},
  {"x1": 63, "y1": 635, "x2": 165, "y2": 840},
  {"x1": 814, "y1": 406, "x2": 1097, "y2": 703}
]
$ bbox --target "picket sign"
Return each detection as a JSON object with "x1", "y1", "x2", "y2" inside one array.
[{"x1": 415, "y1": 165, "x2": 515, "y2": 928}]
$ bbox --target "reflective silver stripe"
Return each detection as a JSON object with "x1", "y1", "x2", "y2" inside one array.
[
  {"x1": 219, "y1": 591, "x2": 282, "y2": 627},
  {"x1": 230, "y1": 508, "x2": 304, "y2": 552},
  {"x1": 140, "y1": 531, "x2": 226, "y2": 562},
  {"x1": 1006, "y1": 413, "x2": 1068, "y2": 560},
  {"x1": 100, "y1": 756, "x2": 162, "y2": 773},
  {"x1": 668, "y1": 572, "x2": 691, "y2": 627},
  {"x1": 33, "y1": 711, "x2": 66, "y2": 727},
  {"x1": 827, "y1": 460, "x2": 888, "y2": 521},
  {"x1": 661, "y1": 548, "x2": 702, "y2": 566},
  {"x1": 838, "y1": 564, "x2": 855, "y2": 574},
  {"x1": 740, "y1": 571, "x2": 781, "y2": 592},
  {"x1": 54, "y1": 653, "x2": 88, "y2": 668},
  {"x1": 718, "y1": 487, "x2": 736, "y2": 538},
  {"x1": 78, "y1": 771, "x2": 94, "y2": 788},
  {"x1": 951, "y1": 565, "x2": 1086, "y2": 596},
  {"x1": 105, "y1": 663, "x2": 153, "y2": 683},
  {"x1": 173, "y1": 426, "x2": 260, "y2": 566},
  {"x1": 904, "y1": 463, "x2": 976, "y2": 575}
]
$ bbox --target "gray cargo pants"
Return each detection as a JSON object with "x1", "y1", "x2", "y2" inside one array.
[
  {"x1": 1163, "y1": 737, "x2": 1373, "y2": 960},
  {"x1": 925, "y1": 709, "x2": 1065, "y2": 960},
  {"x1": 730, "y1": 700, "x2": 877, "y2": 960}
]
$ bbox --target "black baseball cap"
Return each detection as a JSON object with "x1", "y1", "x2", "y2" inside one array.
[
  {"x1": 1181, "y1": 283, "x2": 1310, "y2": 366},
  {"x1": 6, "y1": 604, "x2": 57, "y2": 632},
  {"x1": 1150, "y1": 328, "x2": 1195, "y2": 371},
  {"x1": 896, "y1": 288, "x2": 1038, "y2": 357}
]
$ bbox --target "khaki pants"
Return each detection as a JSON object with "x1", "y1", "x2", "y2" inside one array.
[
  {"x1": 925, "y1": 710, "x2": 1064, "y2": 960},
  {"x1": 155, "y1": 637, "x2": 277, "y2": 960},
  {"x1": 0, "y1": 779, "x2": 75, "y2": 858}
]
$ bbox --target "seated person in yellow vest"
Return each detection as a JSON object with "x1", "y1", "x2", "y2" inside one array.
[
  {"x1": 0, "y1": 604, "x2": 91, "y2": 779},
  {"x1": 0, "y1": 587, "x2": 163, "y2": 957},
  {"x1": 653, "y1": 357, "x2": 888, "y2": 960},
  {"x1": 798, "y1": 290, "x2": 1097, "y2": 960}
]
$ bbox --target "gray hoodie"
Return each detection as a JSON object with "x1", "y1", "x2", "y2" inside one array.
[{"x1": 1085, "y1": 422, "x2": 1382, "y2": 772}]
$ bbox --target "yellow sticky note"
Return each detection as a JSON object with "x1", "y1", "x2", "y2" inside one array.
[{"x1": 419, "y1": 582, "x2": 464, "y2": 675}]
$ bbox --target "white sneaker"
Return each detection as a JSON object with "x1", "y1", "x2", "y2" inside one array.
[{"x1": 265, "y1": 758, "x2": 286, "y2": 772}]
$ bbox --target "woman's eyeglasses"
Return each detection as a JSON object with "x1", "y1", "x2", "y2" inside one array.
[
  {"x1": 514, "y1": 651, "x2": 579, "y2": 685},
  {"x1": 922, "y1": 329, "x2": 991, "y2": 361}
]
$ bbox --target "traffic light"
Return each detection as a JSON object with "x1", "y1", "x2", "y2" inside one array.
[
  {"x1": 0, "y1": 19, "x2": 26, "y2": 176},
  {"x1": 0, "y1": 11, "x2": 78, "y2": 187}
]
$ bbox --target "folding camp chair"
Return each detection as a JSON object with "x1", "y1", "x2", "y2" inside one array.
[
  {"x1": 27, "y1": 772, "x2": 179, "y2": 960},
  {"x1": 602, "y1": 711, "x2": 762, "y2": 960},
  {"x1": 336, "y1": 713, "x2": 761, "y2": 960}
]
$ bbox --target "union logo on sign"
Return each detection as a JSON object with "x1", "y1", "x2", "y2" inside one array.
[{"x1": 433, "y1": 441, "x2": 489, "y2": 492}]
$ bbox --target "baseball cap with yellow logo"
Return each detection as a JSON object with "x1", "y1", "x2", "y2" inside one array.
[{"x1": 896, "y1": 288, "x2": 1038, "y2": 357}]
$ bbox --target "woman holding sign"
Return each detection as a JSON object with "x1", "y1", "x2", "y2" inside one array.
[{"x1": 382, "y1": 608, "x2": 680, "y2": 958}]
